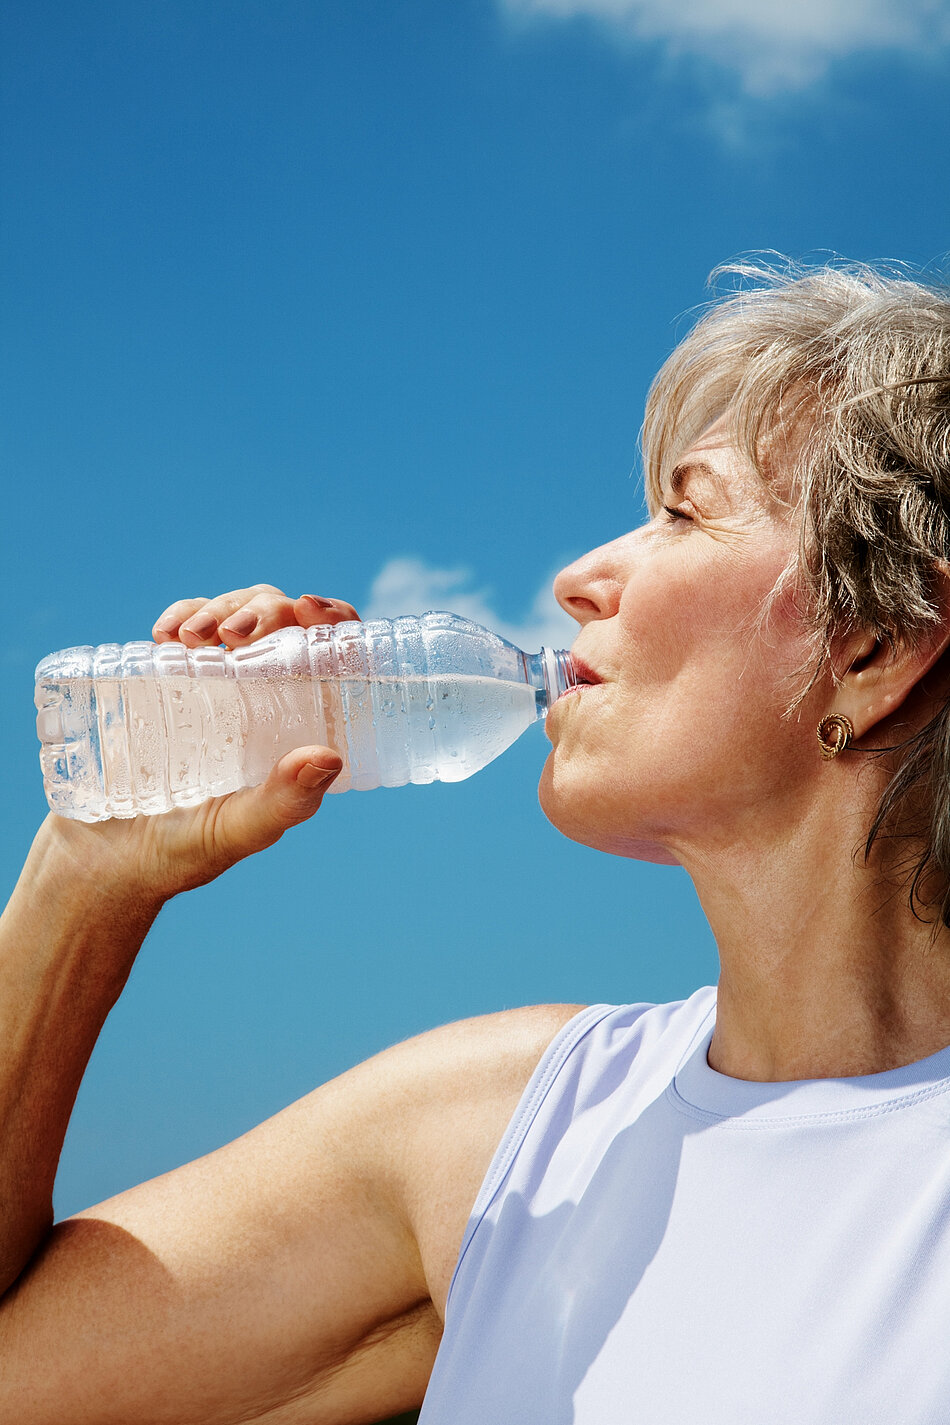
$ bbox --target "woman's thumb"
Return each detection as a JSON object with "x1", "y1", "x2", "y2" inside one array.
[{"x1": 214, "y1": 747, "x2": 343, "y2": 860}]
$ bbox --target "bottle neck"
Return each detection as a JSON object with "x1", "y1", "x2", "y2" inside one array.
[{"x1": 523, "y1": 648, "x2": 577, "y2": 716}]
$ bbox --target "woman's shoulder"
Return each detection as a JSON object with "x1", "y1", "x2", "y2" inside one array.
[
  {"x1": 371, "y1": 991, "x2": 716, "y2": 1146},
  {"x1": 361, "y1": 1003, "x2": 592, "y2": 1191}
]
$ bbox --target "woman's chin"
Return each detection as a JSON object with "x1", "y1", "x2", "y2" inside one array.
[{"x1": 537, "y1": 762, "x2": 681, "y2": 865}]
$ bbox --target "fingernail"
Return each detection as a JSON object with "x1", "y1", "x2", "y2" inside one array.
[
  {"x1": 185, "y1": 613, "x2": 216, "y2": 638},
  {"x1": 154, "y1": 616, "x2": 178, "y2": 633},
  {"x1": 301, "y1": 595, "x2": 336, "y2": 610},
  {"x1": 221, "y1": 611, "x2": 257, "y2": 636},
  {"x1": 296, "y1": 761, "x2": 338, "y2": 789}
]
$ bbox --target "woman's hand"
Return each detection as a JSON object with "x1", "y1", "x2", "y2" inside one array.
[
  {"x1": 41, "y1": 583, "x2": 363, "y2": 907},
  {"x1": 152, "y1": 583, "x2": 360, "y2": 649},
  {"x1": 41, "y1": 744, "x2": 344, "y2": 907}
]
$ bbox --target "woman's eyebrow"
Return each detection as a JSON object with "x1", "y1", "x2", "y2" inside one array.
[{"x1": 669, "y1": 460, "x2": 719, "y2": 496}]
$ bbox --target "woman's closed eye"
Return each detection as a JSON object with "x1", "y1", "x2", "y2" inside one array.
[{"x1": 662, "y1": 504, "x2": 693, "y2": 524}]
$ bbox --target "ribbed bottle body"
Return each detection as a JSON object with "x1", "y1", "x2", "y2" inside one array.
[{"x1": 34, "y1": 614, "x2": 566, "y2": 822}]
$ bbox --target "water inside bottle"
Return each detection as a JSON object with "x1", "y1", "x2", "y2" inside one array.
[{"x1": 37, "y1": 671, "x2": 542, "y2": 819}]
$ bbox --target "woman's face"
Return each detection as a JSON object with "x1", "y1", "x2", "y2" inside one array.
[{"x1": 539, "y1": 419, "x2": 824, "y2": 864}]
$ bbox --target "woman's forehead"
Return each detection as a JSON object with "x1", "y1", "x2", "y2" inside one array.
[
  {"x1": 666, "y1": 421, "x2": 756, "y2": 499},
  {"x1": 666, "y1": 413, "x2": 799, "y2": 514}
]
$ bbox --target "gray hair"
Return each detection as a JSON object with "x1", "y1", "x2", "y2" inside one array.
[{"x1": 641, "y1": 258, "x2": 950, "y2": 925}]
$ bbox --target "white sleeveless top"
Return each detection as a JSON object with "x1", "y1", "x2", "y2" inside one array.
[{"x1": 419, "y1": 988, "x2": 950, "y2": 1424}]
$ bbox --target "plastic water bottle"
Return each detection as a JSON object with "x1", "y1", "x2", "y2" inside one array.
[{"x1": 34, "y1": 612, "x2": 578, "y2": 822}]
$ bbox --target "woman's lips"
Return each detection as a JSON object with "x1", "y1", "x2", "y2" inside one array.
[{"x1": 559, "y1": 654, "x2": 602, "y2": 698}]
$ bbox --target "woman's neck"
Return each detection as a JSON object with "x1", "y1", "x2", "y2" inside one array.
[{"x1": 679, "y1": 789, "x2": 950, "y2": 1083}]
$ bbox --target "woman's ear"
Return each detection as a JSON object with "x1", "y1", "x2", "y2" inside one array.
[{"x1": 833, "y1": 565, "x2": 950, "y2": 741}]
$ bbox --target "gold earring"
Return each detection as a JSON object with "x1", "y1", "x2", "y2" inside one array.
[{"x1": 817, "y1": 714, "x2": 855, "y2": 760}]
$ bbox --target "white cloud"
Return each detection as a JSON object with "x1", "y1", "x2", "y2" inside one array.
[
  {"x1": 499, "y1": 0, "x2": 950, "y2": 95},
  {"x1": 362, "y1": 557, "x2": 578, "y2": 652}
]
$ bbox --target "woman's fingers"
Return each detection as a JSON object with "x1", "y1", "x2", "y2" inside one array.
[
  {"x1": 294, "y1": 594, "x2": 361, "y2": 627},
  {"x1": 178, "y1": 585, "x2": 290, "y2": 648},
  {"x1": 215, "y1": 588, "x2": 306, "y2": 648},
  {"x1": 152, "y1": 598, "x2": 209, "y2": 643},
  {"x1": 152, "y1": 588, "x2": 361, "y2": 650},
  {"x1": 153, "y1": 586, "x2": 292, "y2": 648}
]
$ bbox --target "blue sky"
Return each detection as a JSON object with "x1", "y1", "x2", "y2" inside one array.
[{"x1": 2, "y1": 0, "x2": 950, "y2": 1217}]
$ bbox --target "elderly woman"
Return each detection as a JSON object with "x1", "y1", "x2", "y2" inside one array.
[{"x1": 2, "y1": 260, "x2": 950, "y2": 1424}]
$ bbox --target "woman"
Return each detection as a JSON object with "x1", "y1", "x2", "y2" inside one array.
[{"x1": 2, "y1": 259, "x2": 950, "y2": 1423}]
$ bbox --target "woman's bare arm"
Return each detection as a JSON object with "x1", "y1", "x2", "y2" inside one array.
[{"x1": 0, "y1": 999, "x2": 577, "y2": 1424}]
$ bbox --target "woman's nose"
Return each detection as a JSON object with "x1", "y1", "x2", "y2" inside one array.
[{"x1": 553, "y1": 541, "x2": 626, "y2": 625}]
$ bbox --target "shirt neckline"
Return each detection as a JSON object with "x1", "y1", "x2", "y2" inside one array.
[{"x1": 671, "y1": 1002, "x2": 950, "y2": 1124}]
